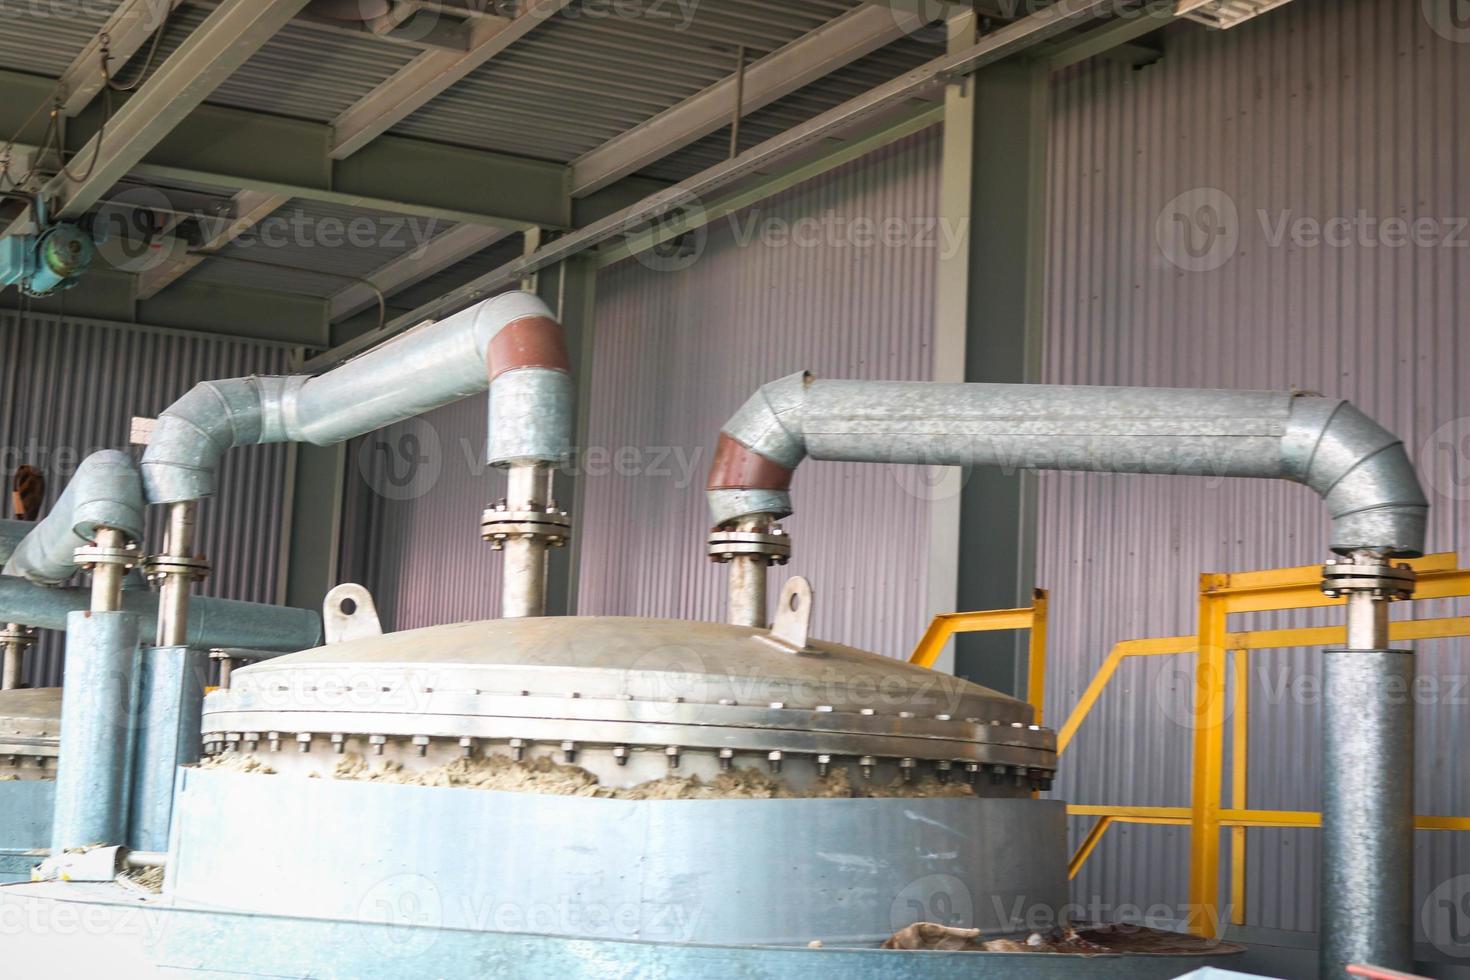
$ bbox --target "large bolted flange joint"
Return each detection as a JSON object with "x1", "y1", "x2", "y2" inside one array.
[
  {"x1": 0, "y1": 623, "x2": 36, "y2": 648},
  {"x1": 1320, "y1": 554, "x2": 1416, "y2": 600},
  {"x1": 73, "y1": 534, "x2": 142, "y2": 575},
  {"x1": 142, "y1": 553, "x2": 212, "y2": 586},
  {"x1": 480, "y1": 500, "x2": 572, "y2": 551},
  {"x1": 707, "y1": 525, "x2": 792, "y2": 566}
]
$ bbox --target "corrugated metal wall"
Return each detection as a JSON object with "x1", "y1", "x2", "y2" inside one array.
[
  {"x1": 0, "y1": 312, "x2": 294, "y2": 686},
  {"x1": 581, "y1": 130, "x2": 940, "y2": 658},
  {"x1": 344, "y1": 396, "x2": 510, "y2": 632},
  {"x1": 1041, "y1": 0, "x2": 1469, "y2": 936},
  {"x1": 350, "y1": 130, "x2": 942, "y2": 657}
]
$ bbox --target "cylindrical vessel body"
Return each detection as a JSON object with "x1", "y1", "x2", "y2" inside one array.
[
  {"x1": 1320, "y1": 648, "x2": 1415, "y2": 977},
  {"x1": 51, "y1": 611, "x2": 141, "y2": 852},
  {"x1": 129, "y1": 645, "x2": 209, "y2": 852}
]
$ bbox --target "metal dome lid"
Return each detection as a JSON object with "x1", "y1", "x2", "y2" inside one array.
[
  {"x1": 203, "y1": 588, "x2": 1056, "y2": 794},
  {"x1": 0, "y1": 687, "x2": 61, "y2": 778}
]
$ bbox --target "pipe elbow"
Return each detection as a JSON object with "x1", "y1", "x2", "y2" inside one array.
[
  {"x1": 1284, "y1": 396, "x2": 1428, "y2": 556},
  {"x1": 705, "y1": 371, "x2": 811, "y2": 526},
  {"x1": 471, "y1": 291, "x2": 573, "y2": 466},
  {"x1": 141, "y1": 376, "x2": 304, "y2": 504},
  {"x1": 2, "y1": 450, "x2": 145, "y2": 585}
]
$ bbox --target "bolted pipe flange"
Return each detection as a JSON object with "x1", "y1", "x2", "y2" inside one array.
[
  {"x1": 142, "y1": 553, "x2": 211, "y2": 585},
  {"x1": 1321, "y1": 556, "x2": 1416, "y2": 600},
  {"x1": 73, "y1": 539, "x2": 141, "y2": 572},
  {"x1": 707, "y1": 525, "x2": 791, "y2": 564},
  {"x1": 480, "y1": 501, "x2": 572, "y2": 550},
  {"x1": 0, "y1": 624, "x2": 37, "y2": 648}
]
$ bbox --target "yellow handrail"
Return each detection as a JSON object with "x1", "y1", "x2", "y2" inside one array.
[
  {"x1": 1052, "y1": 553, "x2": 1470, "y2": 935},
  {"x1": 910, "y1": 554, "x2": 1470, "y2": 934},
  {"x1": 909, "y1": 588, "x2": 1048, "y2": 723}
]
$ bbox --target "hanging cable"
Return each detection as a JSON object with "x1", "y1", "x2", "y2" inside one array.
[{"x1": 106, "y1": 5, "x2": 174, "y2": 93}]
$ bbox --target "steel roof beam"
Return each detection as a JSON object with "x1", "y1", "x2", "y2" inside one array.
[
  {"x1": 0, "y1": 70, "x2": 570, "y2": 230},
  {"x1": 308, "y1": 0, "x2": 1112, "y2": 370},
  {"x1": 57, "y1": 0, "x2": 188, "y2": 117},
  {"x1": 136, "y1": 189, "x2": 290, "y2": 299},
  {"x1": 6, "y1": 0, "x2": 315, "y2": 238},
  {"x1": 568, "y1": 3, "x2": 919, "y2": 198},
  {"x1": 329, "y1": 0, "x2": 573, "y2": 160}
]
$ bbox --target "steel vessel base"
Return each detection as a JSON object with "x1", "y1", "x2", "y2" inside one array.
[{"x1": 0, "y1": 880, "x2": 1247, "y2": 979}]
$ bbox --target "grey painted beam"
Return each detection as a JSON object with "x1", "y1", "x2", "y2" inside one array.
[
  {"x1": 0, "y1": 266, "x2": 328, "y2": 345},
  {"x1": 568, "y1": 3, "x2": 916, "y2": 197},
  {"x1": 305, "y1": 0, "x2": 1111, "y2": 369},
  {"x1": 136, "y1": 189, "x2": 290, "y2": 299},
  {"x1": 19, "y1": 0, "x2": 315, "y2": 231},
  {"x1": 57, "y1": 0, "x2": 188, "y2": 117},
  {"x1": 328, "y1": 0, "x2": 572, "y2": 159},
  {"x1": 953, "y1": 58, "x2": 1050, "y2": 696},
  {"x1": 0, "y1": 71, "x2": 571, "y2": 230},
  {"x1": 1035, "y1": 1, "x2": 1175, "y2": 71}
]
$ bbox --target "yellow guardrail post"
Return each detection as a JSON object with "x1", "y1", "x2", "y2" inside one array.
[
  {"x1": 908, "y1": 590, "x2": 1049, "y2": 721},
  {"x1": 1187, "y1": 575, "x2": 1229, "y2": 938},
  {"x1": 1230, "y1": 648, "x2": 1249, "y2": 926},
  {"x1": 920, "y1": 553, "x2": 1470, "y2": 909},
  {"x1": 1026, "y1": 588, "x2": 1048, "y2": 725}
]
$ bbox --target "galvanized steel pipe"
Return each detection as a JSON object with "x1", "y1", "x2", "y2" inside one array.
[
  {"x1": 0, "y1": 625, "x2": 30, "y2": 690},
  {"x1": 500, "y1": 463, "x2": 553, "y2": 619},
  {"x1": 154, "y1": 502, "x2": 199, "y2": 648},
  {"x1": 706, "y1": 374, "x2": 1428, "y2": 556},
  {"x1": 50, "y1": 610, "x2": 141, "y2": 852},
  {"x1": 140, "y1": 291, "x2": 572, "y2": 505},
  {"x1": 0, "y1": 575, "x2": 322, "y2": 651},
  {"x1": 0, "y1": 520, "x2": 31, "y2": 565},
  {"x1": 1321, "y1": 646, "x2": 1415, "y2": 976},
  {"x1": 88, "y1": 527, "x2": 129, "y2": 613},
  {"x1": 725, "y1": 516, "x2": 773, "y2": 629},
  {"x1": 3, "y1": 450, "x2": 145, "y2": 585}
]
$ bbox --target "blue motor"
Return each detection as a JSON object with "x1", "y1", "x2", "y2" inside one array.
[{"x1": 0, "y1": 196, "x2": 96, "y2": 297}]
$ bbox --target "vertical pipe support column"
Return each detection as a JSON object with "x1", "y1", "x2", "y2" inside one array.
[
  {"x1": 50, "y1": 525, "x2": 146, "y2": 851},
  {"x1": 129, "y1": 644, "x2": 209, "y2": 852},
  {"x1": 127, "y1": 503, "x2": 210, "y2": 853},
  {"x1": 0, "y1": 624, "x2": 36, "y2": 689},
  {"x1": 1319, "y1": 554, "x2": 1417, "y2": 977},
  {"x1": 481, "y1": 462, "x2": 570, "y2": 619},
  {"x1": 708, "y1": 516, "x2": 791, "y2": 629}
]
